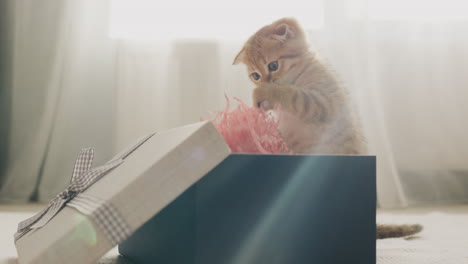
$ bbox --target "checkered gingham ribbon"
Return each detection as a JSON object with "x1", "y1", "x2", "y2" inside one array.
[{"x1": 14, "y1": 133, "x2": 155, "y2": 244}]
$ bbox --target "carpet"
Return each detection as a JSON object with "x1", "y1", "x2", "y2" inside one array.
[{"x1": 1, "y1": 204, "x2": 467, "y2": 263}]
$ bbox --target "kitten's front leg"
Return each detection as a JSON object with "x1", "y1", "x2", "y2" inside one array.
[
  {"x1": 254, "y1": 83, "x2": 331, "y2": 123},
  {"x1": 253, "y1": 83, "x2": 296, "y2": 111}
]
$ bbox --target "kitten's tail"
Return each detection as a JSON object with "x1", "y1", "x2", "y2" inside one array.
[{"x1": 377, "y1": 224, "x2": 423, "y2": 239}]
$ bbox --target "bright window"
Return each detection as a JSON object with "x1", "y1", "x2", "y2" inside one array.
[
  {"x1": 347, "y1": 0, "x2": 468, "y2": 20},
  {"x1": 109, "y1": 0, "x2": 324, "y2": 39}
]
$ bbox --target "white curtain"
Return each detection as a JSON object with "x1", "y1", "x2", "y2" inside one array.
[
  {"x1": 1, "y1": 0, "x2": 467, "y2": 208},
  {"x1": 0, "y1": 0, "x2": 117, "y2": 202}
]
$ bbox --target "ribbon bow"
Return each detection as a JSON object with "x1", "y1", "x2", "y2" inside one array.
[{"x1": 15, "y1": 133, "x2": 155, "y2": 242}]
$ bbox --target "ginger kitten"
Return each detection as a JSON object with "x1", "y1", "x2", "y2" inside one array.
[{"x1": 234, "y1": 17, "x2": 422, "y2": 239}]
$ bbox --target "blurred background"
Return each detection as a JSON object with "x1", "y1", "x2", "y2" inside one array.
[{"x1": 0, "y1": 0, "x2": 467, "y2": 208}]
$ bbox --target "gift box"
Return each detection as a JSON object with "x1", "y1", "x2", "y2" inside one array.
[
  {"x1": 15, "y1": 121, "x2": 376, "y2": 264},
  {"x1": 119, "y1": 154, "x2": 376, "y2": 264}
]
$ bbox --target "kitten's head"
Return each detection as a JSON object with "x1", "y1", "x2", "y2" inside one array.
[{"x1": 233, "y1": 18, "x2": 308, "y2": 85}]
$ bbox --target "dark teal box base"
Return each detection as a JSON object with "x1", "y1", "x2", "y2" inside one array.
[{"x1": 119, "y1": 154, "x2": 376, "y2": 264}]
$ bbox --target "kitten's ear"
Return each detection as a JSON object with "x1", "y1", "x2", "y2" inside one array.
[
  {"x1": 233, "y1": 47, "x2": 245, "y2": 65},
  {"x1": 271, "y1": 23, "x2": 295, "y2": 42}
]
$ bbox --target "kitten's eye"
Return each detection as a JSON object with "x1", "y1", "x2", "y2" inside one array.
[
  {"x1": 251, "y1": 72, "x2": 261, "y2": 81},
  {"x1": 268, "y1": 61, "x2": 279, "y2": 72}
]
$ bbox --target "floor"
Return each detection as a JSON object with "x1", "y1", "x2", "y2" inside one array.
[
  {"x1": 376, "y1": 204, "x2": 468, "y2": 264},
  {"x1": 1, "y1": 204, "x2": 468, "y2": 263}
]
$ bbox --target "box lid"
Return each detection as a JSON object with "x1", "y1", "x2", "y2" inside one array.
[{"x1": 15, "y1": 121, "x2": 231, "y2": 264}]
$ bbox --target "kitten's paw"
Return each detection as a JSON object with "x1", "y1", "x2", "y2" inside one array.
[
  {"x1": 258, "y1": 100, "x2": 271, "y2": 109},
  {"x1": 253, "y1": 84, "x2": 275, "y2": 111}
]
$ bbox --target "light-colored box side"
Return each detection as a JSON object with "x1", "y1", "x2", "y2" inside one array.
[{"x1": 16, "y1": 122, "x2": 231, "y2": 264}]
